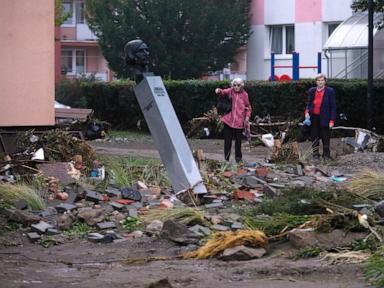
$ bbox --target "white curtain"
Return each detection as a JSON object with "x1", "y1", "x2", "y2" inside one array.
[
  {"x1": 270, "y1": 26, "x2": 282, "y2": 54},
  {"x1": 286, "y1": 26, "x2": 295, "y2": 54}
]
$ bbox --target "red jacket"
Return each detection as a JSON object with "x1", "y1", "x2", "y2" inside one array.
[{"x1": 218, "y1": 88, "x2": 252, "y2": 129}]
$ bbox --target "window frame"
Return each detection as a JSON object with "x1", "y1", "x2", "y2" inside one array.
[
  {"x1": 62, "y1": 0, "x2": 86, "y2": 26},
  {"x1": 327, "y1": 22, "x2": 341, "y2": 39},
  {"x1": 61, "y1": 48, "x2": 86, "y2": 75},
  {"x1": 268, "y1": 24, "x2": 295, "y2": 56}
]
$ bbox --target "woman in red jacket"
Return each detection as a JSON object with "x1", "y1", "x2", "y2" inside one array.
[
  {"x1": 305, "y1": 73, "x2": 336, "y2": 160},
  {"x1": 215, "y1": 78, "x2": 252, "y2": 163}
]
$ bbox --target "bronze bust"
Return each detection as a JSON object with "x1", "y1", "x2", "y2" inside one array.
[{"x1": 124, "y1": 39, "x2": 150, "y2": 81}]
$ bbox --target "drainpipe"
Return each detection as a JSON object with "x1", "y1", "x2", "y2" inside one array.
[{"x1": 324, "y1": 49, "x2": 330, "y2": 78}]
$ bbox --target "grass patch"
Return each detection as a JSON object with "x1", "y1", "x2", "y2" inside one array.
[
  {"x1": 98, "y1": 155, "x2": 168, "y2": 188},
  {"x1": 142, "y1": 207, "x2": 209, "y2": 226},
  {"x1": 63, "y1": 221, "x2": 93, "y2": 238},
  {"x1": 244, "y1": 187, "x2": 371, "y2": 217},
  {"x1": 243, "y1": 213, "x2": 313, "y2": 236},
  {"x1": 364, "y1": 245, "x2": 384, "y2": 287},
  {"x1": 120, "y1": 217, "x2": 142, "y2": 232},
  {"x1": 246, "y1": 187, "x2": 328, "y2": 216},
  {"x1": 0, "y1": 183, "x2": 46, "y2": 210},
  {"x1": 295, "y1": 246, "x2": 322, "y2": 259}
]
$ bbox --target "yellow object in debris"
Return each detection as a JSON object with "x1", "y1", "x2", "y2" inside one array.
[{"x1": 184, "y1": 230, "x2": 268, "y2": 259}]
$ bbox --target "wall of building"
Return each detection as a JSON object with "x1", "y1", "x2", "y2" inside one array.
[
  {"x1": 247, "y1": 0, "x2": 353, "y2": 80},
  {"x1": 0, "y1": 0, "x2": 54, "y2": 126}
]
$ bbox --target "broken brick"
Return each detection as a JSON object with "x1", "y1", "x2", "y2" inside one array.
[
  {"x1": 255, "y1": 167, "x2": 269, "y2": 178},
  {"x1": 223, "y1": 171, "x2": 233, "y2": 178},
  {"x1": 115, "y1": 199, "x2": 135, "y2": 205},
  {"x1": 233, "y1": 190, "x2": 255, "y2": 201}
]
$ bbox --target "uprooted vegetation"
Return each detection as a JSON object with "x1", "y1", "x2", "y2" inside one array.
[{"x1": 2, "y1": 129, "x2": 384, "y2": 287}]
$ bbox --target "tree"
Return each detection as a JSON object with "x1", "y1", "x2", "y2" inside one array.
[
  {"x1": 86, "y1": 0, "x2": 251, "y2": 79},
  {"x1": 55, "y1": 0, "x2": 71, "y2": 26},
  {"x1": 351, "y1": 0, "x2": 384, "y2": 28}
]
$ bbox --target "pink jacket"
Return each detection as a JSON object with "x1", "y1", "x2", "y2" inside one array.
[{"x1": 218, "y1": 88, "x2": 252, "y2": 129}]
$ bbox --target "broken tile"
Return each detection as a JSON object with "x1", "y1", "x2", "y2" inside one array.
[
  {"x1": 189, "y1": 224, "x2": 212, "y2": 236},
  {"x1": 231, "y1": 222, "x2": 244, "y2": 230},
  {"x1": 27, "y1": 232, "x2": 41, "y2": 242},
  {"x1": 110, "y1": 201, "x2": 125, "y2": 210},
  {"x1": 105, "y1": 187, "x2": 122, "y2": 198},
  {"x1": 55, "y1": 203, "x2": 76, "y2": 213},
  {"x1": 96, "y1": 221, "x2": 117, "y2": 230},
  {"x1": 46, "y1": 228, "x2": 60, "y2": 235},
  {"x1": 120, "y1": 187, "x2": 142, "y2": 201},
  {"x1": 85, "y1": 189, "x2": 104, "y2": 203},
  {"x1": 126, "y1": 208, "x2": 138, "y2": 218},
  {"x1": 204, "y1": 202, "x2": 224, "y2": 209},
  {"x1": 31, "y1": 221, "x2": 54, "y2": 234},
  {"x1": 212, "y1": 224, "x2": 230, "y2": 231}
]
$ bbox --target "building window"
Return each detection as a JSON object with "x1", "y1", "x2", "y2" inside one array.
[
  {"x1": 61, "y1": 49, "x2": 85, "y2": 74},
  {"x1": 63, "y1": 1, "x2": 73, "y2": 25},
  {"x1": 75, "y1": 1, "x2": 85, "y2": 24},
  {"x1": 328, "y1": 23, "x2": 340, "y2": 38},
  {"x1": 62, "y1": 1, "x2": 85, "y2": 25},
  {"x1": 269, "y1": 25, "x2": 295, "y2": 55}
]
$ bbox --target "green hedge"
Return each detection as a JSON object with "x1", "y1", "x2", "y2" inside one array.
[{"x1": 56, "y1": 78, "x2": 384, "y2": 133}]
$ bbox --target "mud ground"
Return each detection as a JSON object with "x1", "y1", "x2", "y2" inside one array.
[
  {"x1": 0, "y1": 234, "x2": 370, "y2": 288},
  {"x1": 1, "y1": 136, "x2": 380, "y2": 288}
]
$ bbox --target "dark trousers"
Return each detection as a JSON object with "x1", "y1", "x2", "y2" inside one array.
[
  {"x1": 310, "y1": 115, "x2": 331, "y2": 157},
  {"x1": 223, "y1": 124, "x2": 243, "y2": 162}
]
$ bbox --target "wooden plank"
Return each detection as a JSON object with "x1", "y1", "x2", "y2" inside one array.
[{"x1": 55, "y1": 108, "x2": 93, "y2": 121}]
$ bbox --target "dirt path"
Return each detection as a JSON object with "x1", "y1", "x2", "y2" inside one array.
[
  {"x1": 0, "y1": 236, "x2": 369, "y2": 288},
  {"x1": 0, "y1": 136, "x2": 377, "y2": 288}
]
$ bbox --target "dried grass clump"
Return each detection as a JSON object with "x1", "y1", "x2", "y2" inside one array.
[
  {"x1": 142, "y1": 207, "x2": 208, "y2": 226},
  {"x1": 0, "y1": 182, "x2": 46, "y2": 210},
  {"x1": 348, "y1": 169, "x2": 384, "y2": 200},
  {"x1": 321, "y1": 251, "x2": 370, "y2": 265},
  {"x1": 184, "y1": 230, "x2": 268, "y2": 259}
]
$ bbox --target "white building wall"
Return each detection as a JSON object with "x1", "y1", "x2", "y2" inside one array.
[
  {"x1": 247, "y1": 0, "x2": 354, "y2": 80},
  {"x1": 247, "y1": 25, "x2": 267, "y2": 80},
  {"x1": 295, "y1": 22, "x2": 323, "y2": 78},
  {"x1": 264, "y1": 0, "x2": 294, "y2": 25},
  {"x1": 322, "y1": 0, "x2": 353, "y2": 22}
]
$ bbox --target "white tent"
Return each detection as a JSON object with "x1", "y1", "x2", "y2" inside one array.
[{"x1": 323, "y1": 12, "x2": 384, "y2": 79}]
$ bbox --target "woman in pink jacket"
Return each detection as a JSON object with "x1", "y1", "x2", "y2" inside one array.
[{"x1": 215, "y1": 78, "x2": 252, "y2": 163}]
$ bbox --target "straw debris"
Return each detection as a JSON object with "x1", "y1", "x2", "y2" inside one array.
[
  {"x1": 184, "y1": 230, "x2": 268, "y2": 259},
  {"x1": 347, "y1": 169, "x2": 384, "y2": 200}
]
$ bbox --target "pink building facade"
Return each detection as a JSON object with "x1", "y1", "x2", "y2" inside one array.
[
  {"x1": 57, "y1": 0, "x2": 112, "y2": 83},
  {"x1": 0, "y1": 0, "x2": 55, "y2": 126}
]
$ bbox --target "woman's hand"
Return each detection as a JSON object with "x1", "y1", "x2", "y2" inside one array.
[{"x1": 215, "y1": 88, "x2": 222, "y2": 94}]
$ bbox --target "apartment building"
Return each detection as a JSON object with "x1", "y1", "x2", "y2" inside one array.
[
  {"x1": 57, "y1": 0, "x2": 382, "y2": 82},
  {"x1": 57, "y1": 0, "x2": 112, "y2": 82},
  {"x1": 247, "y1": 0, "x2": 355, "y2": 80}
]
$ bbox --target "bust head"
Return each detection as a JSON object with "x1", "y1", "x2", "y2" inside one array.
[{"x1": 124, "y1": 39, "x2": 150, "y2": 67}]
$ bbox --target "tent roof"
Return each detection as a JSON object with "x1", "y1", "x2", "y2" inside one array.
[{"x1": 324, "y1": 12, "x2": 381, "y2": 50}]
